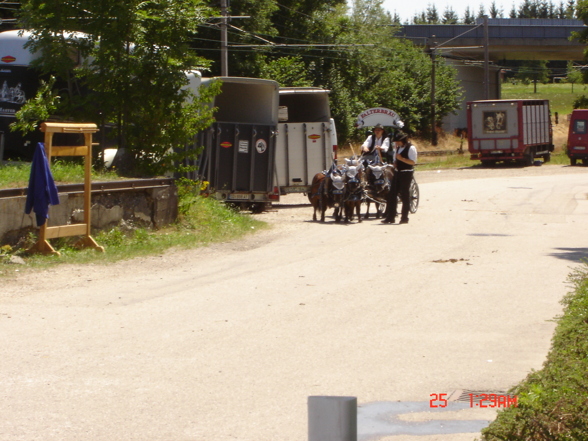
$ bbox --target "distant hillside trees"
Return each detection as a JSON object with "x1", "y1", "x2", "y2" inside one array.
[
  {"x1": 410, "y1": 0, "x2": 576, "y2": 24},
  {"x1": 195, "y1": 0, "x2": 461, "y2": 142}
]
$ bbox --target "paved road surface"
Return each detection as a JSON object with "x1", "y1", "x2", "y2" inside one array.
[{"x1": 1, "y1": 165, "x2": 588, "y2": 441}]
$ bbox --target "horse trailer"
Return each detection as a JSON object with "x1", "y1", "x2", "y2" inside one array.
[
  {"x1": 274, "y1": 87, "x2": 337, "y2": 195},
  {"x1": 467, "y1": 99, "x2": 554, "y2": 166},
  {"x1": 189, "y1": 75, "x2": 280, "y2": 211},
  {"x1": 0, "y1": 30, "x2": 43, "y2": 161},
  {"x1": 0, "y1": 29, "x2": 97, "y2": 162}
]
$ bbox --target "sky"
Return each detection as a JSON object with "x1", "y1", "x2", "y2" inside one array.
[{"x1": 381, "y1": 0, "x2": 520, "y2": 22}]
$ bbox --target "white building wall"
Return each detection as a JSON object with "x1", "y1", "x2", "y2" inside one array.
[{"x1": 441, "y1": 61, "x2": 501, "y2": 132}]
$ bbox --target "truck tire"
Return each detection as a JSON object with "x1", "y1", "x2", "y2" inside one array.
[
  {"x1": 480, "y1": 159, "x2": 496, "y2": 167},
  {"x1": 250, "y1": 203, "x2": 266, "y2": 214},
  {"x1": 524, "y1": 147, "x2": 534, "y2": 167},
  {"x1": 543, "y1": 153, "x2": 551, "y2": 163},
  {"x1": 571, "y1": 158, "x2": 577, "y2": 166},
  {"x1": 583, "y1": 159, "x2": 588, "y2": 166}
]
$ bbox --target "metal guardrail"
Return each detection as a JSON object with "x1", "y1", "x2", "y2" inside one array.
[{"x1": 0, "y1": 178, "x2": 175, "y2": 199}]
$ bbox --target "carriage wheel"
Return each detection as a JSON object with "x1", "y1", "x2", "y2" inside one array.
[
  {"x1": 395, "y1": 179, "x2": 419, "y2": 214},
  {"x1": 409, "y1": 178, "x2": 419, "y2": 213}
]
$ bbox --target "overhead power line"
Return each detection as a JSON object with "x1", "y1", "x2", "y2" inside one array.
[{"x1": 228, "y1": 43, "x2": 374, "y2": 48}]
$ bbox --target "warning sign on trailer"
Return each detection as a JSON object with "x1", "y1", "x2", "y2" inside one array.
[
  {"x1": 239, "y1": 140, "x2": 249, "y2": 153},
  {"x1": 255, "y1": 139, "x2": 267, "y2": 154}
]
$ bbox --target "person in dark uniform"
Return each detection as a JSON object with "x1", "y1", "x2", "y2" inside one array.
[{"x1": 382, "y1": 131, "x2": 417, "y2": 224}]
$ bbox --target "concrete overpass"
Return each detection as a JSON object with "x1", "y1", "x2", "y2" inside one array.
[
  {"x1": 398, "y1": 18, "x2": 587, "y2": 62},
  {"x1": 398, "y1": 18, "x2": 588, "y2": 131}
]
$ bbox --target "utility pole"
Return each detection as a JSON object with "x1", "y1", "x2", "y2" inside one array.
[
  {"x1": 429, "y1": 39, "x2": 437, "y2": 146},
  {"x1": 483, "y1": 15, "x2": 490, "y2": 99},
  {"x1": 220, "y1": 0, "x2": 228, "y2": 76},
  {"x1": 426, "y1": 20, "x2": 487, "y2": 144},
  {"x1": 430, "y1": 51, "x2": 437, "y2": 146}
]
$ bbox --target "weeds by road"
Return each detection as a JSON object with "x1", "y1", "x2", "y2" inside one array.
[
  {"x1": 480, "y1": 262, "x2": 588, "y2": 441},
  {"x1": 0, "y1": 179, "x2": 265, "y2": 276}
]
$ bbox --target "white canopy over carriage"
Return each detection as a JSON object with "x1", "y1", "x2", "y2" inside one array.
[{"x1": 354, "y1": 107, "x2": 404, "y2": 130}]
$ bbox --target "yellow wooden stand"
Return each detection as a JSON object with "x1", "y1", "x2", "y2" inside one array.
[{"x1": 30, "y1": 122, "x2": 105, "y2": 256}]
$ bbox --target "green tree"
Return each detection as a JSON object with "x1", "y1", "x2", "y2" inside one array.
[
  {"x1": 567, "y1": 61, "x2": 583, "y2": 92},
  {"x1": 323, "y1": 0, "x2": 461, "y2": 140},
  {"x1": 518, "y1": 0, "x2": 536, "y2": 17},
  {"x1": 442, "y1": 7, "x2": 459, "y2": 24},
  {"x1": 412, "y1": 11, "x2": 428, "y2": 24},
  {"x1": 17, "y1": 0, "x2": 219, "y2": 175},
  {"x1": 194, "y1": 0, "x2": 347, "y2": 78},
  {"x1": 571, "y1": 1, "x2": 588, "y2": 61},
  {"x1": 464, "y1": 6, "x2": 476, "y2": 23},
  {"x1": 515, "y1": 60, "x2": 550, "y2": 91},
  {"x1": 426, "y1": 4, "x2": 440, "y2": 23},
  {"x1": 258, "y1": 56, "x2": 313, "y2": 86},
  {"x1": 557, "y1": 0, "x2": 567, "y2": 17},
  {"x1": 566, "y1": 0, "x2": 576, "y2": 18},
  {"x1": 489, "y1": 1, "x2": 503, "y2": 17}
]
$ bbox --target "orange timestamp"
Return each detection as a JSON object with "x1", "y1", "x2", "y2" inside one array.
[{"x1": 429, "y1": 393, "x2": 518, "y2": 408}]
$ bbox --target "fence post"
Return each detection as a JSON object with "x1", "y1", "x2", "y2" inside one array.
[
  {"x1": 0, "y1": 131, "x2": 4, "y2": 162},
  {"x1": 308, "y1": 396, "x2": 357, "y2": 441}
]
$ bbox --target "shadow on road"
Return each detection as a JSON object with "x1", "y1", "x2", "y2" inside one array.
[{"x1": 549, "y1": 247, "x2": 588, "y2": 262}]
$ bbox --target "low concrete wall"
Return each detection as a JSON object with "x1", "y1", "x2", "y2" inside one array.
[{"x1": 1, "y1": 181, "x2": 178, "y2": 246}]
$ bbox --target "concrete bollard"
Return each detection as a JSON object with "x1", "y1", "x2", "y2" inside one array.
[{"x1": 308, "y1": 396, "x2": 357, "y2": 441}]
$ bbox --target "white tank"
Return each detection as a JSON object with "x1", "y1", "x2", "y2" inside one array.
[{"x1": 0, "y1": 30, "x2": 39, "y2": 66}]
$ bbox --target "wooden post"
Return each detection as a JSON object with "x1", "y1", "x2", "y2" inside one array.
[{"x1": 29, "y1": 122, "x2": 104, "y2": 256}]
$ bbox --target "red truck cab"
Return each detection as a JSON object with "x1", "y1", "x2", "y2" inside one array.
[{"x1": 567, "y1": 109, "x2": 588, "y2": 165}]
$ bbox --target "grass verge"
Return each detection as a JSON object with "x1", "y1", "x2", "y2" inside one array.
[
  {"x1": 0, "y1": 159, "x2": 120, "y2": 188},
  {"x1": 480, "y1": 262, "x2": 588, "y2": 441},
  {"x1": 416, "y1": 149, "x2": 571, "y2": 170},
  {"x1": 0, "y1": 179, "x2": 266, "y2": 276},
  {"x1": 502, "y1": 83, "x2": 588, "y2": 116}
]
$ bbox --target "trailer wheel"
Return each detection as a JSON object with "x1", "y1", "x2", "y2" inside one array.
[
  {"x1": 571, "y1": 158, "x2": 577, "y2": 166},
  {"x1": 480, "y1": 160, "x2": 496, "y2": 167},
  {"x1": 583, "y1": 159, "x2": 588, "y2": 166},
  {"x1": 250, "y1": 203, "x2": 266, "y2": 214},
  {"x1": 543, "y1": 153, "x2": 551, "y2": 163}
]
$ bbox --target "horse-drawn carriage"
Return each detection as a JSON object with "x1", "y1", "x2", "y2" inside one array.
[{"x1": 308, "y1": 108, "x2": 420, "y2": 223}]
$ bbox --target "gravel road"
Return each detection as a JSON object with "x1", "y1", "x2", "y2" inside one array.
[{"x1": 1, "y1": 164, "x2": 588, "y2": 441}]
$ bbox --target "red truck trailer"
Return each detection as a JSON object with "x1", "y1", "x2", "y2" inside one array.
[{"x1": 467, "y1": 99, "x2": 554, "y2": 166}]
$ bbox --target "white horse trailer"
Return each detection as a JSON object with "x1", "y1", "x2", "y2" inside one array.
[{"x1": 274, "y1": 87, "x2": 337, "y2": 195}]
